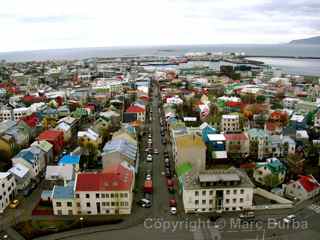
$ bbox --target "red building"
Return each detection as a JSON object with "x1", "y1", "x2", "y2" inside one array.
[
  {"x1": 38, "y1": 130, "x2": 64, "y2": 155},
  {"x1": 20, "y1": 113, "x2": 39, "y2": 128}
]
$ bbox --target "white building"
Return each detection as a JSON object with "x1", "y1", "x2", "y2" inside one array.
[
  {"x1": 182, "y1": 167, "x2": 254, "y2": 213},
  {"x1": 0, "y1": 107, "x2": 31, "y2": 121},
  {"x1": 8, "y1": 164, "x2": 31, "y2": 191},
  {"x1": 285, "y1": 175, "x2": 320, "y2": 201},
  {"x1": 0, "y1": 172, "x2": 16, "y2": 213},
  {"x1": 221, "y1": 115, "x2": 240, "y2": 133},
  {"x1": 283, "y1": 98, "x2": 299, "y2": 110}
]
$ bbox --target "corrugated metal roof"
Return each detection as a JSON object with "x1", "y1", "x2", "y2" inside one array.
[{"x1": 103, "y1": 139, "x2": 137, "y2": 160}]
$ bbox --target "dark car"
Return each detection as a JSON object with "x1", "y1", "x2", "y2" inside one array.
[
  {"x1": 210, "y1": 214, "x2": 221, "y2": 222},
  {"x1": 23, "y1": 187, "x2": 32, "y2": 197},
  {"x1": 165, "y1": 168, "x2": 171, "y2": 178}
]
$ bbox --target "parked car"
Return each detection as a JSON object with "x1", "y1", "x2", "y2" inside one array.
[
  {"x1": 210, "y1": 214, "x2": 221, "y2": 222},
  {"x1": 145, "y1": 173, "x2": 152, "y2": 181},
  {"x1": 23, "y1": 187, "x2": 32, "y2": 197},
  {"x1": 9, "y1": 199, "x2": 20, "y2": 209},
  {"x1": 169, "y1": 198, "x2": 177, "y2": 207},
  {"x1": 153, "y1": 148, "x2": 159, "y2": 154},
  {"x1": 164, "y1": 158, "x2": 170, "y2": 168},
  {"x1": 144, "y1": 148, "x2": 150, "y2": 153},
  {"x1": 165, "y1": 168, "x2": 171, "y2": 178},
  {"x1": 147, "y1": 154, "x2": 153, "y2": 162},
  {"x1": 162, "y1": 138, "x2": 166, "y2": 145},
  {"x1": 148, "y1": 138, "x2": 152, "y2": 144},
  {"x1": 138, "y1": 198, "x2": 152, "y2": 208},
  {"x1": 170, "y1": 207, "x2": 177, "y2": 215},
  {"x1": 283, "y1": 214, "x2": 296, "y2": 224}
]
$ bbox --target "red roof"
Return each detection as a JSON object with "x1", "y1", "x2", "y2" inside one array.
[
  {"x1": 38, "y1": 130, "x2": 63, "y2": 141},
  {"x1": 299, "y1": 175, "x2": 320, "y2": 192},
  {"x1": 224, "y1": 133, "x2": 248, "y2": 141},
  {"x1": 20, "y1": 113, "x2": 39, "y2": 128},
  {"x1": 225, "y1": 101, "x2": 243, "y2": 108},
  {"x1": 76, "y1": 164, "x2": 133, "y2": 191},
  {"x1": 126, "y1": 105, "x2": 145, "y2": 113}
]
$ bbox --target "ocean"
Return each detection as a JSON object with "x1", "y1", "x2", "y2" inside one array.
[{"x1": 0, "y1": 44, "x2": 320, "y2": 76}]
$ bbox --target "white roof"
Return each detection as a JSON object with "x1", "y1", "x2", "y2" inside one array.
[
  {"x1": 208, "y1": 134, "x2": 226, "y2": 141},
  {"x1": 296, "y1": 130, "x2": 309, "y2": 139},
  {"x1": 222, "y1": 114, "x2": 239, "y2": 119},
  {"x1": 45, "y1": 165, "x2": 74, "y2": 181},
  {"x1": 0, "y1": 172, "x2": 11, "y2": 179},
  {"x1": 291, "y1": 114, "x2": 304, "y2": 122},
  {"x1": 213, "y1": 151, "x2": 228, "y2": 159},
  {"x1": 9, "y1": 164, "x2": 29, "y2": 178},
  {"x1": 56, "y1": 122, "x2": 71, "y2": 132}
]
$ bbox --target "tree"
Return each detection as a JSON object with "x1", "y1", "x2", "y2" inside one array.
[
  {"x1": 263, "y1": 174, "x2": 281, "y2": 188},
  {"x1": 256, "y1": 95, "x2": 266, "y2": 104}
]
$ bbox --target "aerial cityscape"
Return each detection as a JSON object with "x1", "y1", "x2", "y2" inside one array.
[{"x1": 1, "y1": 1, "x2": 320, "y2": 240}]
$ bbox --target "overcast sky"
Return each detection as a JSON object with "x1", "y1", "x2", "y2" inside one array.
[{"x1": 0, "y1": 0, "x2": 319, "y2": 52}]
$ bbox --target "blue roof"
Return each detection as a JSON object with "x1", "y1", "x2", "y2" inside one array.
[
  {"x1": 58, "y1": 154, "x2": 80, "y2": 165},
  {"x1": 15, "y1": 149, "x2": 38, "y2": 164},
  {"x1": 202, "y1": 125, "x2": 217, "y2": 143},
  {"x1": 103, "y1": 139, "x2": 137, "y2": 160},
  {"x1": 52, "y1": 183, "x2": 74, "y2": 199}
]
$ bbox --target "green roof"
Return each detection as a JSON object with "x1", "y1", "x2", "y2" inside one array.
[{"x1": 176, "y1": 162, "x2": 193, "y2": 177}]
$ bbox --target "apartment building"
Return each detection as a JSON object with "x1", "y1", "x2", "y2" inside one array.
[
  {"x1": 182, "y1": 167, "x2": 254, "y2": 213},
  {"x1": 0, "y1": 172, "x2": 16, "y2": 213},
  {"x1": 220, "y1": 114, "x2": 240, "y2": 133}
]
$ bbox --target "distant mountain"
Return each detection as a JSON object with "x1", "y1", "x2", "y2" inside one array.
[{"x1": 289, "y1": 36, "x2": 320, "y2": 45}]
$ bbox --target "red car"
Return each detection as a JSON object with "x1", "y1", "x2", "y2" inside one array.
[{"x1": 169, "y1": 198, "x2": 177, "y2": 207}]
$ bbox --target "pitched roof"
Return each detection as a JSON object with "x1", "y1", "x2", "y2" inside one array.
[
  {"x1": 102, "y1": 139, "x2": 137, "y2": 160},
  {"x1": 126, "y1": 105, "x2": 145, "y2": 113},
  {"x1": 31, "y1": 140, "x2": 53, "y2": 152},
  {"x1": 76, "y1": 163, "x2": 133, "y2": 191},
  {"x1": 298, "y1": 175, "x2": 320, "y2": 192},
  {"x1": 38, "y1": 130, "x2": 63, "y2": 141},
  {"x1": 224, "y1": 133, "x2": 248, "y2": 141}
]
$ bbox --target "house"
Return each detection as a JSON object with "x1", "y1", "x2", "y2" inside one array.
[
  {"x1": 285, "y1": 175, "x2": 320, "y2": 201},
  {"x1": 8, "y1": 163, "x2": 31, "y2": 191},
  {"x1": 283, "y1": 97, "x2": 299, "y2": 110},
  {"x1": 199, "y1": 122, "x2": 217, "y2": 144},
  {"x1": 11, "y1": 146, "x2": 46, "y2": 178},
  {"x1": 247, "y1": 128, "x2": 272, "y2": 160},
  {"x1": 224, "y1": 133, "x2": 249, "y2": 158},
  {"x1": 20, "y1": 113, "x2": 41, "y2": 138},
  {"x1": 0, "y1": 120, "x2": 31, "y2": 161},
  {"x1": 38, "y1": 130, "x2": 64, "y2": 156},
  {"x1": 0, "y1": 172, "x2": 16, "y2": 213},
  {"x1": 295, "y1": 100, "x2": 318, "y2": 114},
  {"x1": 45, "y1": 165, "x2": 74, "y2": 186},
  {"x1": 253, "y1": 158, "x2": 286, "y2": 188},
  {"x1": 207, "y1": 134, "x2": 228, "y2": 161},
  {"x1": 55, "y1": 122, "x2": 72, "y2": 142},
  {"x1": 126, "y1": 105, "x2": 145, "y2": 122},
  {"x1": 78, "y1": 129, "x2": 102, "y2": 148},
  {"x1": 92, "y1": 117, "x2": 111, "y2": 139},
  {"x1": 74, "y1": 162, "x2": 134, "y2": 215},
  {"x1": 58, "y1": 155, "x2": 81, "y2": 172},
  {"x1": 290, "y1": 114, "x2": 307, "y2": 130},
  {"x1": 182, "y1": 167, "x2": 254, "y2": 213},
  {"x1": 102, "y1": 139, "x2": 138, "y2": 172},
  {"x1": 314, "y1": 111, "x2": 320, "y2": 128},
  {"x1": 172, "y1": 132, "x2": 206, "y2": 173},
  {"x1": 221, "y1": 115, "x2": 240, "y2": 133},
  {"x1": 112, "y1": 130, "x2": 137, "y2": 146},
  {"x1": 31, "y1": 140, "x2": 54, "y2": 165},
  {"x1": 52, "y1": 181, "x2": 77, "y2": 215}
]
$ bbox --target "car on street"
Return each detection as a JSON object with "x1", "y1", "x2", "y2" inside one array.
[
  {"x1": 9, "y1": 199, "x2": 20, "y2": 209},
  {"x1": 170, "y1": 207, "x2": 177, "y2": 215},
  {"x1": 148, "y1": 134, "x2": 152, "y2": 138},
  {"x1": 148, "y1": 138, "x2": 152, "y2": 144},
  {"x1": 145, "y1": 173, "x2": 152, "y2": 181},
  {"x1": 165, "y1": 167, "x2": 171, "y2": 178},
  {"x1": 162, "y1": 138, "x2": 166, "y2": 145},
  {"x1": 147, "y1": 154, "x2": 153, "y2": 162},
  {"x1": 161, "y1": 132, "x2": 165, "y2": 137},
  {"x1": 164, "y1": 151, "x2": 169, "y2": 158},
  {"x1": 138, "y1": 198, "x2": 152, "y2": 208},
  {"x1": 169, "y1": 198, "x2": 177, "y2": 207},
  {"x1": 164, "y1": 158, "x2": 170, "y2": 167},
  {"x1": 153, "y1": 148, "x2": 159, "y2": 154},
  {"x1": 144, "y1": 148, "x2": 150, "y2": 153},
  {"x1": 283, "y1": 214, "x2": 296, "y2": 224},
  {"x1": 210, "y1": 214, "x2": 221, "y2": 222}
]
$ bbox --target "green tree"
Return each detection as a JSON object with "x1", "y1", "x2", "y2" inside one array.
[{"x1": 263, "y1": 174, "x2": 281, "y2": 188}]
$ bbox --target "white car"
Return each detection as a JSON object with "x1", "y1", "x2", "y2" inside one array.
[
  {"x1": 147, "y1": 154, "x2": 153, "y2": 162},
  {"x1": 148, "y1": 138, "x2": 152, "y2": 144},
  {"x1": 283, "y1": 214, "x2": 296, "y2": 223},
  {"x1": 145, "y1": 174, "x2": 152, "y2": 181},
  {"x1": 170, "y1": 207, "x2": 177, "y2": 215},
  {"x1": 153, "y1": 148, "x2": 159, "y2": 154}
]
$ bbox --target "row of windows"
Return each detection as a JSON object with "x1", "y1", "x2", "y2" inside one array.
[
  {"x1": 56, "y1": 201, "x2": 129, "y2": 208},
  {"x1": 76, "y1": 193, "x2": 129, "y2": 199},
  {"x1": 194, "y1": 189, "x2": 245, "y2": 196}
]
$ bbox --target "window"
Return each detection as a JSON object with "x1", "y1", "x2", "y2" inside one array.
[
  {"x1": 233, "y1": 199, "x2": 236, "y2": 203},
  {"x1": 102, "y1": 202, "x2": 106, "y2": 206},
  {"x1": 202, "y1": 200, "x2": 206, "y2": 205},
  {"x1": 240, "y1": 198, "x2": 244, "y2": 203},
  {"x1": 68, "y1": 210, "x2": 73, "y2": 215},
  {"x1": 106, "y1": 194, "x2": 109, "y2": 198},
  {"x1": 226, "y1": 190, "x2": 230, "y2": 195},
  {"x1": 195, "y1": 191, "x2": 199, "y2": 196},
  {"x1": 195, "y1": 200, "x2": 199, "y2": 205},
  {"x1": 67, "y1": 202, "x2": 72, "y2": 207},
  {"x1": 96, "y1": 193, "x2": 99, "y2": 198},
  {"x1": 85, "y1": 194, "x2": 90, "y2": 198},
  {"x1": 115, "y1": 193, "x2": 118, "y2": 198},
  {"x1": 76, "y1": 194, "x2": 80, "y2": 198},
  {"x1": 240, "y1": 189, "x2": 244, "y2": 194},
  {"x1": 209, "y1": 190, "x2": 213, "y2": 196},
  {"x1": 106, "y1": 202, "x2": 110, "y2": 206},
  {"x1": 111, "y1": 202, "x2": 115, "y2": 206},
  {"x1": 86, "y1": 202, "x2": 90, "y2": 207},
  {"x1": 233, "y1": 190, "x2": 237, "y2": 194},
  {"x1": 87, "y1": 211, "x2": 92, "y2": 214},
  {"x1": 101, "y1": 194, "x2": 105, "y2": 198},
  {"x1": 120, "y1": 193, "x2": 123, "y2": 198},
  {"x1": 57, "y1": 210, "x2": 62, "y2": 215},
  {"x1": 226, "y1": 199, "x2": 230, "y2": 204},
  {"x1": 124, "y1": 193, "x2": 128, "y2": 198},
  {"x1": 56, "y1": 202, "x2": 61, "y2": 207},
  {"x1": 77, "y1": 203, "x2": 80, "y2": 207},
  {"x1": 111, "y1": 193, "x2": 114, "y2": 198},
  {"x1": 202, "y1": 191, "x2": 206, "y2": 196},
  {"x1": 209, "y1": 200, "x2": 213, "y2": 204}
]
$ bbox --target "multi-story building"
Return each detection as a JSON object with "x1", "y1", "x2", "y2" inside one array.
[
  {"x1": 0, "y1": 172, "x2": 16, "y2": 213},
  {"x1": 182, "y1": 167, "x2": 254, "y2": 213},
  {"x1": 0, "y1": 107, "x2": 31, "y2": 121},
  {"x1": 285, "y1": 175, "x2": 320, "y2": 201},
  {"x1": 221, "y1": 114, "x2": 240, "y2": 133},
  {"x1": 283, "y1": 97, "x2": 299, "y2": 110},
  {"x1": 224, "y1": 133, "x2": 249, "y2": 158},
  {"x1": 247, "y1": 128, "x2": 272, "y2": 160}
]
